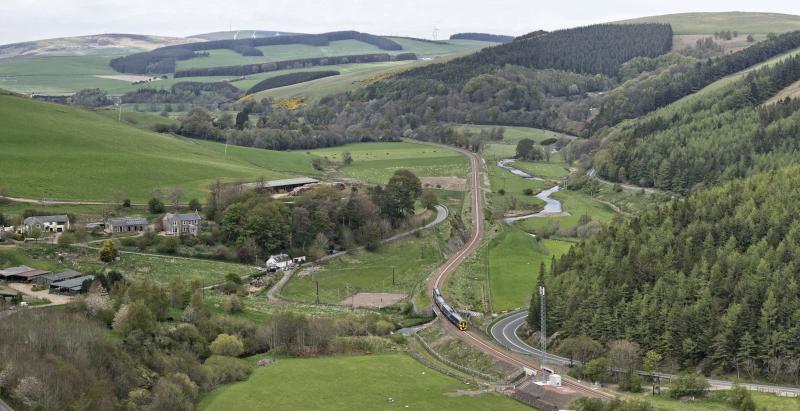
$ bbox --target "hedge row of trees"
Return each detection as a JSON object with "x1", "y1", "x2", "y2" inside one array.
[
  {"x1": 449, "y1": 33, "x2": 514, "y2": 43},
  {"x1": 591, "y1": 30, "x2": 800, "y2": 130},
  {"x1": 110, "y1": 31, "x2": 403, "y2": 74},
  {"x1": 121, "y1": 81, "x2": 242, "y2": 105},
  {"x1": 531, "y1": 166, "x2": 800, "y2": 382},
  {"x1": 173, "y1": 53, "x2": 406, "y2": 78},
  {"x1": 594, "y1": 54, "x2": 800, "y2": 193},
  {"x1": 246, "y1": 71, "x2": 340, "y2": 95}
]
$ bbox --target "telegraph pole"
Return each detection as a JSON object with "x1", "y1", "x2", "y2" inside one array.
[
  {"x1": 391, "y1": 266, "x2": 395, "y2": 286},
  {"x1": 539, "y1": 284, "x2": 547, "y2": 384}
]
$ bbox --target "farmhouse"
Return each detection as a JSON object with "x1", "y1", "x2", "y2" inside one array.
[
  {"x1": 49, "y1": 275, "x2": 95, "y2": 295},
  {"x1": 107, "y1": 217, "x2": 148, "y2": 233},
  {"x1": 163, "y1": 212, "x2": 203, "y2": 236},
  {"x1": 0, "y1": 266, "x2": 51, "y2": 282},
  {"x1": 34, "y1": 269, "x2": 83, "y2": 286},
  {"x1": 22, "y1": 215, "x2": 70, "y2": 233},
  {"x1": 266, "y1": 254, "x2": 291, "y2": 271}
]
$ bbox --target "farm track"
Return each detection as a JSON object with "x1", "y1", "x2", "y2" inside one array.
[{"x1": 422, "y1": 142, "x2": 614, "y2": 400}]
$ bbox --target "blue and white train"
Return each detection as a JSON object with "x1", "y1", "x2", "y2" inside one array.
[{"x1": 433, "y1": 288, "x2": 467, "y2": 331}]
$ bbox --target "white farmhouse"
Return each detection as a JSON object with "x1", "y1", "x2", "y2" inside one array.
[{"x1": 22, "y1": 215, "x2": 70, "y2": 233}]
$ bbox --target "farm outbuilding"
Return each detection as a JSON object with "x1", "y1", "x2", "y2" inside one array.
[
  {"x1": 34, "y1": 269, "x2": 83, "y2": 286},
  {"x1": 241, "y1": 177, "x2": 319, "y2": 193},
  {"x1": 49, "y1": 275, "x2": 95, "y2": 295},
  {"x1": 107, "y1": 217, "x2": 148, "y2": 233},
  {"x1": 0, "y1": 266, "x2": 50, "y2": 282}
]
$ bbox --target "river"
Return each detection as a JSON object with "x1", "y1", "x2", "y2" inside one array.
[{"x1": 498, "y1": 159, "x2": 565, "y2": 223}]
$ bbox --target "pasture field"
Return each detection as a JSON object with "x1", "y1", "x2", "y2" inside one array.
[
  {"x1": 0, "y1": 201, "x2": 150, "y2": 222},
  {"x1": 488, "y1": 226, "x2": 573, "y2": 312},
  {"x1": 516, "y1": 189, "x2": 617, "y2": 234},
  {"x1": 610, "y1": 12, "x2": 800, "y2": 34},
  {"x1": 474, "y1": 125, "x2": 574, "y2": 160},
  {"x1": 510, "y1": 158, "x2": 571, "y2": 181},
  {"x1": 310, "y1": 142, "x2": 468, "y2": 183},
  {"x1": 0, "y1": 94, "x2": 317, "y2": 201},
  {"x1": 15, "y1": 244, "x2": 253, "y2": 285},
  {"x1": 94, "y1": 108, "x2": 179, "y2": 131},
  {"x1": 627, "y1": 391, "x2": 799, "y2": 411},
  {"x1": 282, "y1": 229, "x2": 446, "y2": 304},
  {"x1": 486, "y1": 163, "x2": 548, "y2": 217},
  {"x1": 198, "y1": 354, "x2": 529, "y2": 411},
  {"x1": 0, "y1": 55, "x2": 123, "y2": 95}
]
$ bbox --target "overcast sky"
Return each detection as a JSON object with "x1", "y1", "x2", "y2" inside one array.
[{"x1": 1, "y1": 0, "x2": 799, "y2": 44}]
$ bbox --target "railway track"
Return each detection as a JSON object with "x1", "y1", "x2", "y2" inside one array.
[{"x1": 424, "y1": 144, "x2": 613, "y2": 401}]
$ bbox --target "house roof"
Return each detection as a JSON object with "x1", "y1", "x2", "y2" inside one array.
[
  {"x1": 0, "y1": 265, "x2": 35, "y2": 277},
  {"x1": 39, "y1": 269, "x2": 82, "y2": 283},
  {"x1": 51, "y1": 275, "x2": 95, "y2": 289},
  {"x1": 267, "y1": 254, "x2": 291, "y2": 263},
  {"x1": 23, "y1": 215, "x2": 69, "y2": 225},
  {"x1": 110, "y1": 217, "x2": 148, "y2": 226},
  {"x1": 164, "y1": 212, "x2": 202, "y2": 222},
  {"x1": 241, "y1": 177, "x2": 319, "y2": 190}
]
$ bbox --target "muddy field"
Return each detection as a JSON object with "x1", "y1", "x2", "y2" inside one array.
[
  {"x1": 340, "y1": 292, "x2": 407, "y2": 308},
  {"x1": 420, "y1": 176, "x2": 467, "y2": 192}
]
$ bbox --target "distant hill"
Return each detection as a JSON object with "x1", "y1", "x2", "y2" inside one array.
[
  {"x1": 190, "y1": 30, "x2": 304, "y2": 41},
  {"x1": 0, "y1": 34, "x2": 197, "y2": 60},
  {"x1": 610, "y1": 12, "x2": 800, "y2": 35},
  {"x1": 0, "y1": 93, "x2": 316, "y2": 201},
  {"x1": 449, "y1": 33, "x2": 514, "y2": 43}
]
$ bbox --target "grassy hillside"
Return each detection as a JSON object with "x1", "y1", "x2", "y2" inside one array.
[
  {"x1": 0, "y1": 94, "x2": 316, "y2": 201},
  {"x1": 612, "y1": 12, "x2": 800, "y2": 34}
]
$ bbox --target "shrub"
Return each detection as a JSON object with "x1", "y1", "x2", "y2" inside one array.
[
  {"x1": 99, "y1": 239, "x2": 118, "y2": 262},
  {"x1": 497, "y1": 188, "x2": 506, "y2": 195},
  {"x1": 540, "y1": 137, "x2": 558, "y2": 145},
  {"x1": 157, "y1": 236, "x2": 179, "y2": 254},
  {"x1": 523, "y1": 188, "x2": 535, "y2": 196},
  {"x1": 724, "y1": 385, "x2": 755, "y2": 411},
  {"x1": 148, "y1": 197, "x2": 165, "y2": 213},
  {"x1": 223, "y1": 295, "x2": 243, "y2": 313},
  {"x1": 329, "y1": 336, "x2": 394, "y2": 354},
  {"x1": 203, "y1": 355, "x2": 252, "y2": 388},
  {"x1": 669, "y1": 373, "x2": 709, "y2": 399},
  {"x1": 618, "y1": 372, "x2": 643, "y2": 392},
  {"x1": 210, "y1": 333, "x2": 244, "y2": 357}
]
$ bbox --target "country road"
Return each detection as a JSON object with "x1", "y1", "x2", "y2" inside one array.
[
  {"x1": 0, "y1": 397, "x2": 13, "y2": 411},
  {"x1": 492, "y1": 311, "x2": 800, "y2": 397},
  {"x1": 422, "y1": 142, "x2": 613, "y2": 400}
]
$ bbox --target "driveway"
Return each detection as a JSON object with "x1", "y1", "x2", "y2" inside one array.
[{"x1": 7, "y1": 283, "x2": 74, "y2": 305}]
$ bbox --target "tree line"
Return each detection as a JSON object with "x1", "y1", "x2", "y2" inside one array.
[
  {"x1": 110, "y1": 31, "x2": 403, "y2": 74},
  {"x1": 174, "y1": 53, "x2": 408, "y2": 78},
  {"x1": 449, "y1": 33, "x2": 514, "y2": 43},
  {"x1": 246, "y1": 71, "x2": 340, "y2": 95},
  {"x1": 594, "y1": 53, "x2": 800, "y2": 193},
  {"x1": 590, "y1": 29, "x2": 800, "y2": 131},
  {"x1": 531, "y1": 166, "x2": 800, "y2": 382}
]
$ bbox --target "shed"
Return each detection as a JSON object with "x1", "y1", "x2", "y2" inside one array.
[
  {"x1": 108, "y1": 217, "x2": 148, "y2": 233},
  {"x1": 241, "y1": 177, "x2": 319, "y2": 193},
  {"x1": 34, "y1": 269, "x2": 83, "y2": 285},
  {"x1": 49, "y1": 275, "x2": 95, "y2": 295},
  {"x1": 0, "y1": 266, "x2": 50, "y2": 282}
]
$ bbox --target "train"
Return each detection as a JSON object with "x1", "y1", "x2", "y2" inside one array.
[{"x1": 433, "y1": 288, "x2": 467, "y2": 331}]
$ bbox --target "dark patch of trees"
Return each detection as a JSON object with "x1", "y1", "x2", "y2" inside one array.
[
  {"x1": 591, "y1": 30, "x2": 800, "y2": 131},
  {"x1": 595, "y1": 54, "x2": 800, "y2": 193},
  {"x1": 120, "y1": 81, "x2": 242, "y2": 108},
  {"x1": 246, "y1": 71, "x2": 340, "y2": 95},
  {"x1": 174, "y1": 53, "x2": 399, "y2": 78},
  {"x1": 110, "y1": 31, "x2": 402, "y2": 74},
  {"x1": 449, "y1": 33, "x2": 515, "y2": 43},
  {"x1": 71, "y1": 88, "x2": 111, "y2": 107},
  {"x1": 232, "y1": 45, "x2": 263, "y2": 56},
  {"x1": 538, "y1": 166, "x2": 800, "y2": 382}
]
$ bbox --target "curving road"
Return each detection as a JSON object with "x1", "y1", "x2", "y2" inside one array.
[
  {"x1": 422, "y1": 143, "x2": 613, "y2": 400},
  {"x1": 492, "y1": 311, "x2": 800, "y2": 397}
]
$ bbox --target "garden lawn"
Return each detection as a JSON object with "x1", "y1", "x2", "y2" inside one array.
[
  {"x1": 282, "y1": 230, "x2": 445, "y2": 303},
  {"x1": 310, "y1": 142, "x2": 468, "y2": 183},
  {"x1": 0, "y1": 94, "x2": 316, "y2": 201},
  {"x1": 488, "y1": 226, "x2": 573, "y2": 312},
  {"x1": 198, "y1": 354, "x2": 529, "y2": 411}
]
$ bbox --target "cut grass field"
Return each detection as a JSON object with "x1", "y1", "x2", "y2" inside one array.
[
  {"x1": 282, "y1": 229, "x2": 446, "y2": 304},
  {"x1": 0, "y1": 94, "x2": 317, "y2": 201},
  {"x1": 488, "y1": 226, "x2": 573, "y2": 312},
  {"x1": 198, "y1": 354, "x2": 529, "y2": 411},
  {"x1": 610, "y1": 12, "x2": 800, "y2": 35},
  {"x1": 310, "y1": 141, "x2": 469, "y2": 183}
]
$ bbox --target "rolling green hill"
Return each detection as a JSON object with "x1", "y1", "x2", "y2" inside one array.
[
  {"x1": 0, "y1": 93, "x2": 319, "y2": 201},
  {"x1": 611, "y1": 12, "x2": 800, "y2": 34}
]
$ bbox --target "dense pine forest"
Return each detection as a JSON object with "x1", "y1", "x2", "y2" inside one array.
[
  {"x1": 173, "y1": 53, "x2": 404, "y2": 78},
  {"x1": 594, "y1": 54, "x2": 800, "y2": 193},
  {"x1": 534, "y1": 166, "x2": 800, "y2": 382}
]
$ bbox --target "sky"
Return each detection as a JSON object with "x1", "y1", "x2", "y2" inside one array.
[{"x1": 1, "y1": 0, "x2": 799, "y2": 44}]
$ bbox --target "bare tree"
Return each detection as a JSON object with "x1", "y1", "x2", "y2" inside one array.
[
  {"x1": 608, "y1": 340, "x2": 642, "y2": 373},
  {"x1": 168, "y1": 187, "x2": 185, "y2": 209}
]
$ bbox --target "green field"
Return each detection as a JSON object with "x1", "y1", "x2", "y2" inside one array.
[
  {"x1": 5, "y1": 245, "x2": 253, "y2": 285},
  {"x1": 611, "y1": 12, "x2": 800, "y2": 34},
  {"x1": 198, "y1": 354, "x2": 529, "y2": 411},
  {"x1": 516, "y1": 189, "x2": 617, "y2": 234},
  {"x1": 282, "y1": 229, "x2": 446, "y2": 303},
  {"x1": 310, "y1": 142, "x2": 469, "y2": 183},
  {"x1": 487, "y1": 163, "x2": 548, "y2": 217},
  {"x1": 510, "y1": 158, "x2": 571, "y2": 181},
  {"x1": 488, "y1": 226, "x2": 573, "y2": 311},
  {"x1": 0, "y1": 39, "x2": 494, "y2": 96},
  {"x1": 0, "y1": 94, "x2": 318, "y2": 201},
  {"x1": 626, "y1": 391, "x2": 799, "y2": 411},
  {"x1": 468, "y1": 125, "x2": 575, "y2": 160}
]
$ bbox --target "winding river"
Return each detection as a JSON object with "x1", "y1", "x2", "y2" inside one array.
[{"x1": 498, "y1": 159, "x2": 565, "y2": 223}]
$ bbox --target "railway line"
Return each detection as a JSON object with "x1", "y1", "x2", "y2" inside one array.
[{"x1": 424, "y1": 144, "x2": 614, "y2": 401}]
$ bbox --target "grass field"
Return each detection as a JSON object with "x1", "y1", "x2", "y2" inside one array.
[
  {"x1": 611, "y1": 12, "x2": 800, "y2": 34},
  {"x1": 488, "y1": 226, "x2": 573, "y2": 312},
  {"x1": 282, "y1": 229, "x2": 446, "y2": 304},
  {"x1": 310, "y1": 142, "x2": 469, "y2": 183},
  {"x1": 7, "y1": 245, "x2": 253, "y2": 285},
  {"x1": 0, "y1": 94, "x2": 319, "y2": 201},
  {"x1": 516, "y1": 189, "x2": 617, "y2": 234},
  {"x1": 510, "y1": 158, "x2": 571, "y2": 181},
  {"x1": 487, "y1": 163, "x2": 548, "y2": 217},
  {"x1": 198, "y1": 354, "x2": 529, "y2": 411},
  {"x1": 467, "y1": 125, "x2": 575, "y2": 160},
  {"x1": 627, "y1": 391, "x2": 799, "y2": 411}
]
